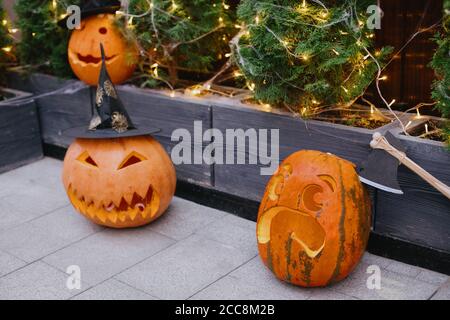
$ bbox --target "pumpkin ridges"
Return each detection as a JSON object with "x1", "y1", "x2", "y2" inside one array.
[
  {"x1": 68, "y1": 14, "x2": 138, "y2": 86},
  {"x1": 257, "y1": 150, "x2": 372, "y2": 287},
  {"x1": 63, "y1": 136, "x2": 176, "y2": 228}
]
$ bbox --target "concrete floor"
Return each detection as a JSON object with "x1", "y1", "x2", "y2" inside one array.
[{"x1": 0, "y1": 158, "x2": 448, "y2": 300}]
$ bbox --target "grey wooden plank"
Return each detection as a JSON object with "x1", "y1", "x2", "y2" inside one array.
[
  {"x1": 375, "y1": 134, "x2": 450, "y2": 252},
  {"x1": 118, "y1": 86, "x2": 212, "y2": 140},
  {"x1": 212, "y1": 104, "x2": 378, "y2": 201},
  {"x1": 155, "y1": 136, "x2": 212, "y2": 187},
  {"x1": 0, "y1": 100, "x2": 43, "y2": 173}
]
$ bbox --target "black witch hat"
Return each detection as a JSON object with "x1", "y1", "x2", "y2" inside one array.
[
  {"x1": 58, "y1": 0, "x2": 121, "y2": 28},
  {"x1": 64, "y1": 44, "x2": 160, "y2": 139}
]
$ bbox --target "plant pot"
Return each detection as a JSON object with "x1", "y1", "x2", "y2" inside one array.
[{"x1": 0, "y1": 87, "x2": 43, "y2": 173}]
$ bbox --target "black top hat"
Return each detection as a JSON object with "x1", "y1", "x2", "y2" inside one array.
[
  {"x1": 58, "y1": 0, "x2": 121, "y2": 28},
  {"x1": 64, "y1": 44, "x2": 160, "y2": 139}
]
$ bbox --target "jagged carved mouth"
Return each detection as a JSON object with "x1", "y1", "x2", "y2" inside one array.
[
  {"x1": 67, "y1": 185, "x2": 160, "y2": 225},
  {"x1": 69, "y1": 50, "x2": 117, "y2": 66},
  {"x1": 257, "y1": 206, "x2": 326, "y2": 258}
]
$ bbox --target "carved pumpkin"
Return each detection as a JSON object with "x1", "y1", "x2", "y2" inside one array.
[
  {"x1": 257, "y1": 150, "x2": 371, "y2": 287},
  {"x1": 62, "y1": 136, "x2": 176, "y2": 228},
  {"x1": 68, "y1": 14, "x2": 138, "y2": 86}
]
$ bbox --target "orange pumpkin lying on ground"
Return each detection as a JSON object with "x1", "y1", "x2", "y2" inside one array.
[
  {"x1": 63, "y1": 136, "x2": 176, "y2": 228},
  {"x1": 257, "y1": 150, "x2": 371, "y2": 287},
  {"x1": 68, "y1": 14, "x2": 138, "y2": 86}
]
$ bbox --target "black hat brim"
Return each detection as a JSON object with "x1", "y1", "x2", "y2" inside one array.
[
  {"x1": 58, "y1": 5, "x2": 121, "y2": 28},
  {"x1": 63, "y1": 124, "x2": 161, "y2": 139}
]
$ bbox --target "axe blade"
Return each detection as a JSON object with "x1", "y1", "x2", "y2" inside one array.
[{"x1": 358, "y1": 131, "x2": 406, "y2": 194}]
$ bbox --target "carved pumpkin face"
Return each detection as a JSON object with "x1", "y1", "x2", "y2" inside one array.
[
  {"x1": 68, "y1": 14, "x2": 138, "y2": 86},
  {"x1": 62, "y1": 136, "x2": 176, "y2": 228},
  {"x1": 257, "y1": 150, "x2": 371, "y2": 287}
]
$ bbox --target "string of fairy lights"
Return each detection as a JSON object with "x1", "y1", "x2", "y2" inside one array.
[{"x1": 1, "y1": 0, "x2": 446, "y2": 137}]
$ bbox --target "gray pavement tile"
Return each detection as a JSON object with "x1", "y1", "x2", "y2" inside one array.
[
  {"x1": 148, "y1": 197, "x2": 227, "y2": 240},
  {"x1": 196, "y1": 214, "x2": 258, "y2": 257},
  {"x1": 307, "y1": 289, "x2": 357, "y2": 300},
  {"x1": 361, "y1": 252, "x2": 393, "y2": 269},
  {"x1": 331, "y1": 263, "x2": 439, "y2": 300},
  {"x1": 386, "y1": 260, "x2": 423, "y2": 278},
  {"x1": 0, "y1": 261, "x2": 80, "y2": 300},
  {"x1": 0, "y1": 206, "x2": 101, "y2": 262},
  {"x1": 44, "y1": 227, "x2": 175, "y2": 286},
  {"x1": 191, "y1": 275, "x2": 300, "y2": 300},
  {"x1": 0, "y1": 184, "x2": 69, "y2": 231},
  {"x1": 0, "y1": 250, "x2": 27, "y2": 277},
  {"x1": 0, "y1": 158, "x2": 64, "y2": 190},
  {"x1": 229, "y1": 257, "x2": 312, "y2": 300},
  {"x1": 72, "y1": 279, "x2": 157, "y2": 300},
  {"x1": 416, "y1": 269, "x2": 448, "y2": 286},
  {"x1": 431, "y1": 280, "x2": 450, "y2": 300},
  {"x1": 116, "y1": 234, "x2": 254, "y2": 300}
]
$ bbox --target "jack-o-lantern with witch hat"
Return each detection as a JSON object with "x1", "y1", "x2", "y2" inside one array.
[
  {"x1": 59, "y1": 0, "x2": 138, "y2": 86},
  {"x1": 62, "y1": 44, "x2": 176, "y2": 228},
  {"x1": 257, "y1": 150, "x2": 372, "y2": 287}
]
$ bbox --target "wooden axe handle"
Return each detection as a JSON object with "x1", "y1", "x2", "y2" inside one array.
[{"x1": 370, "y1": 133, "x2": 450, "y2": 200}]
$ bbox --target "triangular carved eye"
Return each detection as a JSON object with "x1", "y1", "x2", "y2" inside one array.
[
  {"x1": 118, "y1": 151, "x2": 147, "y2": 170},
  {"x1": 77, "y1": 151, "x2": 98, "y2": 168}
]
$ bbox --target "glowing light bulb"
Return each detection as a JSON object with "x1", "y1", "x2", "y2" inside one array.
[
  {"x1": 170, "y1": 91, "x2": 176, "y2": 98},
  {"x1": 388, "y1": 99, "x2": 396, "y2": 107},
  {"x1": 425, "y1": 123, "x2": 429, "y2": 134},
  {"x1": 416, "y1": 108, "x2": 421, "y2": 118},
  {"x1": 379, "y1": 75, "x2": 388, "y2": 81},
  {"x1": 2, "y1": 19, "x2": 7, "y2": 26},
  {"x1": 341, "y1": 86, "x2": 349, "y2": 93},
  {"x1": 2, "y1": 46, "x2": 12, "y2": 53},
  {"x1": 332, "y1": 49, "x2": 340, "y2": 56},
  {"x1": 255, "y1": 15, "x2": 260, "y2": 24},
  {"x1": 248, "y1": 83, "x2": 256, "y2": 91},
  {"x1": 223, "y1": 2, "x2": 230, "y2": 10}
]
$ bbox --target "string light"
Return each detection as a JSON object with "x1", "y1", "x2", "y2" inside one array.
[
  {"x1": 332, "y1": 49, "x2": 340, "y2": 56},
  {"x1": 9, "y1": 28, "x2": 18, "y2": 34},
  {"x1": 341, "y1": 86, "x2": 349, "y2": 93},
  {"x1": 2, "y1": 46, "x2": 12, "y2": 53},
  {"x1": 2, "y1": 19, "x2": 7, "y2": 26},
  {"x1": 255, "y1": 15, "x2": 260, "y2": 24},
  {"x1": 425, "y1": 123, "x2": 429, "y2": 134},
  {"x1": 248, "y1": 82, "x2": 256, "y2": 91},
  {"x1": 222, "y1": 2, "x2": 230, "y2": 10},
  {"x1": 233, "y1": 71, "x2": 243, "y2": 77},
  {"x1": 388, "y1": 99, "x2": 396, "y2": 107},
  {"x1": 416, "y1": 108, "x2": 422, "y2": 118},
  {"x1": 170, "y1": 91, "x2": 176, "y2": 98},
  {"x1": 405, "y1": 121, "x2": 412, "y2": 129},
  {"x1": 379, "y1": 75, "x2": 388, "y2": 81}
]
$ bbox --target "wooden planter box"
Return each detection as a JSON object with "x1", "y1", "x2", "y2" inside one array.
[
  {"x1": 375, "y1": 118, "x2": 450, "y2": 253},
  {"x1": 0, "y1": 87, "x2": 43, "y2": 173},
  {"x1": 6, "y1": 72, "x2": 449, "y2": 254}
]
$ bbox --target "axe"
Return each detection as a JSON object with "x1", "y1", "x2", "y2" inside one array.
[{"x1": 358, "y1": 131, "x2": 450, "y2": 200}]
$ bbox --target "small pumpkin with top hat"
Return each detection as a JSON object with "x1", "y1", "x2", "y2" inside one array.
[
  {"x1": 59, "y1": 0, "x2": 138, "y2": 86},
  {"x1": 62, "y1": 44, "x2": 176, "y2": 228}
]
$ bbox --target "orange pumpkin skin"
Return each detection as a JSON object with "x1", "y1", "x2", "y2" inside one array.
[
  {"x1": 257, "y1": 150, "x2": 371, "y2": 287},
  {"x1": 68, "y1": 14, "x2": 138, "y2": 86},
  {"x1": 62, "y1": 136, "x2": 176, "y2": 228}
]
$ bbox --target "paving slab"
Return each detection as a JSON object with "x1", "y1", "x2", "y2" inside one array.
[
  {"x1": 0, "y1": 250, "x2": 27, "y2": 277},
  {"x1": 191, "y1": 275, "x2": 300, "y2": 300},
  {"x1": 148, "y1": 197, "x2": 227, "y2": 241},
  {"x1": 0, "y1": 158, "x2": 64, "y2": 191},
  {"x1": 0, "y1": 261, "x2": 80, "y2": 300},
  {"x1": 116, "y1": 234, "x2": 255, "y2": 300},
  {"x1": 331, "y1": 262, "x2": 439, "y2": 300},
  {"x1": 431, "y1": 279, "x2": 450, "y2": 300},
  {"x1": 43, "y1": 227, "x2": 175, "y2": 286},
  {"x1": 196, "y1": 214, "x2": 258, "y2": 257},
  {"x1": 229, "y1": 257, "x2": 312, "y2": 300},
  {"x1": 0, "y1": 206, "x2": 101, "y2": 262},
  {"x1": 0, "y1": 184, "x2": 69, "y2": 231},
  {"x1": 72, "y1": 279, "x2": 157, "y2": 300}
]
